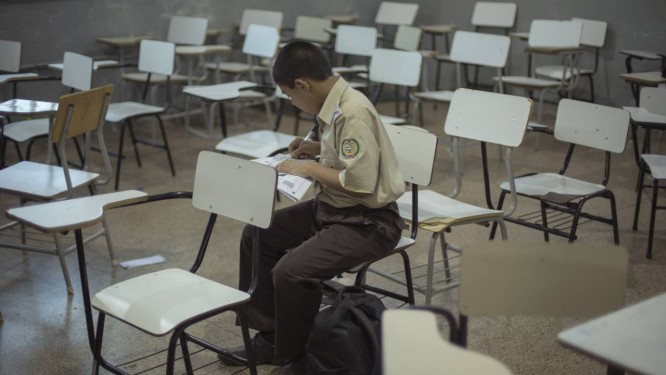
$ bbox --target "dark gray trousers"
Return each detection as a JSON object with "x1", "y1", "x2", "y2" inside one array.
[{"x1": 237, "y1": 196, "x2": 404, "y2": 361}]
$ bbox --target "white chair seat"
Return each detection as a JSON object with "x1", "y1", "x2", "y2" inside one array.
[
  {"x1": 348, "y1": 235, "x2": 415, "y2": 273},
  {"x1": 215, "y1": 130, "x2": 295, "y2": 159},
  {"x1": 92, "y1": 268, "x2": 250, "y2": 336},
  {"x1": 0, "y1": 160, "x2": 99, "y2": 200},
  {"x1": 105, "y1": 102, "x2": 164, "y2": 123},
  {"x1": 121, "y1": 72, "x2": 190, "y2": 84},
  {"x1": 535, "y1": 65, "x2": 594, "y2": 80},
  {"x1": 203, "y1": 61, "x2": 269, "y2": 75},
  {"x1": 502, "y1": 172, "x2": 605, "y2": 198},
  {"x1": 526, "y1": 121, "x2": 552, "y2": 132},
  {"x1": 3, "y1": 118, "x2": 49, "y2": 142},
  {"x1": 642, "y1": 154, "x2": 666, "y2": 180},
  {"x1": 0, "y1": 72, "x2": 38, "y2": 84},
  {"x1": 380, "y1": 114, "x2": 407, "y2": 125},
  {"x1": 496, "y1": 75, "x2": 562, "y2": 89},
  {"x1": 183, "y1": 81, "x2": 257, "y2": 101},
  {"x1": 412, "y1": 90, "x2": 454, "y2": 102},
  {"x1": 332, "y1": 65, "x2": 367, "y2": 75},
  {"x1": 397, "y1": 189, "x2": 503, "y2": 229}
]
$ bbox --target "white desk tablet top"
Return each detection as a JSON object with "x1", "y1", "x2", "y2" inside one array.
[
  {"x1": 183, "y1": 80, "x2": 256, "y2": 101},
  {"x1": 642, "y1": 154, "x2": 666, "y2": 179},
  {"x1": 420, "y1": 24, "x2": 459, "y2": 35},
  {"x1": 623, "y1": 107, "x2": 666, "y2": 126},
  {"x1": 0, "y1": 98, "x2": 57, "y2": 115},
  {"x1": 323, "y1": 14, "x2": 360, "y2": 25},
  {"x1": 6, "y1": 190, "x2": 148, "y2": 232},
  {"x1": 619, "y1": 71, "x2": 666, "y2": 85},
  {"x1": 558, "y1": 292, "x2": 666, "y2": 375},
  {"x1": 0, "y1": 72, "x2": 39, "y2": 84},
  {"x1": 619, "y1": 50, "x2": 661, "y2": 60},
  {"x1": 96, "y1": 35, "x2": 152, "y2": 47},
  {"x1": 175, "y1": 45, "x2": 231, "y2": 55},
  {"x1": 383, "y1": 310, "x2": 513, "y2": 375},
  {"x1": 47, "y1": 60, "x2": 119, "y2": 71},
  {"x1": 0, "y1": 161, "x2": 99, "y2": 200}
]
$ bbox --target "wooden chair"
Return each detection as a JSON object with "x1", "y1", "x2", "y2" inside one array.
[
  {"x1": 0, "y1": 84, "x2": 115, "y2": 294},
  {"x1": 490, "y1": 99, "x2": 630, "y2": 245},
  {"x1": 89, "y1": 151, "x2": 277, "y2": 375},
  {"x1": 397, "y1": 88, "x2": 531, "y2": 305}
]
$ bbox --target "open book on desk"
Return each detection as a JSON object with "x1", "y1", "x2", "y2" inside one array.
[{"x1": 253, "y1": 154, "x2": 313, "y2": 202}]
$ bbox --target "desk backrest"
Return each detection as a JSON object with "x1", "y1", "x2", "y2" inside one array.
[
  {"x1": 394, "y1": 25, "x2": 422, "y2": 51},
  {"x1": 383, "y1": 124, "x2": 437, "y2": 187},
  {"x1": 193, "y1": 151, "x2": 276, "y2": 229},
  {"x1": 471, "y1": 2, "x2": 517, "y2": 29},
  {"x1": 243, "y1": 24, "x2": 279, "y2": 59},
  {"x1": 459, "y1": 240, "x2": 628, "y2": 318},
  {"x1": 375, "y1": 1, "x2": 419, "y2": 26},
  {"x1": 369, "y1": 48, "x2": 422, "y2": 87},
  {"x1": 239, "y1": 9, "x2": 283, "y2": 35},
  {"x1": 572, "y1": 17, "x2": 607, "y2": 48},
  {"x1": 294, "y1": 16, "x2": 332, "y2": 44},
  {"x1": 167, "y1": 16, "x2": 208, "y2": 46},
  {"x1": 554, "y1": 99, "x2": 630, "y2": 153},
  {"x1": 62, "y1": 52, "x2": 92, "y2": 92},
  {"x1": 640, "y1": 87, "x2": 666, "y2": 116},
  {"x1": 335, "y1": 25, "x2": 378, "y2": 57},
  {"x1": 138, "y1": 40, "x2": 175, "y2": 76},
  {"x1": 528, "y1": 19, "x2": 582, "y2": 48},
  {"x1": 444, "y1": 88, "x2": 531, "y2": 147},
  {"x1": 450, "y1": 31, "x2": 510, "y2": 68},
  {"x1": 0, "y1": 40, "x2": 21, "y2": 73}
]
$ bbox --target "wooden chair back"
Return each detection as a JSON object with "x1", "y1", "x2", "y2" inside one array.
[{"x1": 52, "y1": 84, "x2": 114, "y2": 142}]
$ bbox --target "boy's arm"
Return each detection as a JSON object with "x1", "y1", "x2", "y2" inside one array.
[{"x1": 276, "y1": 159, "x2": 370, "y2": 196}]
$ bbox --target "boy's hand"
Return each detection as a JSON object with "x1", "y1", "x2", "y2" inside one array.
[{"x1": 289, "y1": 138, "x2": 319, "y2": 159}]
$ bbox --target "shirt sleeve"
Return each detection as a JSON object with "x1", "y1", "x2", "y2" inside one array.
[{"x1": 337, "y1": 114, "x2": 380, "y2": 193}]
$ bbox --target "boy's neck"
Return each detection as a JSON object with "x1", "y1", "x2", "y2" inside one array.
[{"x1": 309, "y1": 75, "x2": 340, "y2": 107}]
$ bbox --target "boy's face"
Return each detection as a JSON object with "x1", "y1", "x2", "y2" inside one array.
[{"x1": 280, "y1": 79, "x2": 320, "y2": 115}]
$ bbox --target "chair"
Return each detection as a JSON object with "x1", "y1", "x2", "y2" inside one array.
[
  {"x1": 640, "y1": 154, "x2": 666, "y2": 259},
  {"x1": 349, "y1": 123, "x2": 438, "y2": 306},
  {"x1": 628, "y1": 87, "x2": 666, "y2": 258},
  {"x1": 367, "y1": 48, "x2": 422, "y2": 125},
  {"x1": 374, "y1": 1, "x2": 419, "y2": 46},
  {"x1": 0, "y1": 84, "x2": 115, "y2": 294},
  {"x1": 187, "y1": 25, "x2": 282, "y2": 148},
  {"x1": 497, "y1": 20, "x2": 583, "y2": 124},
  {"x1": 432, "y1": 2, "x2": 517, "y2": 90},
  {"x1": 105, "y1": 39, "x2": 177, "y2": 190},
  {"x1": 332, "y1": 25, "x2": 378, "y2": 87},
  {"x1": 454, "y1": 240, "x2": 628, "y2": 347},
  {"x1": 90, "y1": 151, "x2": 277, "y2": 375},
  {"x1": 286, "y1": 15, "x2": 332, "y2": 46},
  {"x1": 205, "y1": 10, "x2": 283, "y2": 83},
  {"x1": 534, "y1": 18, "x2": 607, "y2": 103},
  {"x1": 412, "y1": 30, "x2": 511, "y2": 127},
  {"x1": 1, "y1": 52, "x2": 97, "y2": 163},
  {"x1": 382, "y1": 308, "x2": 513, "y2": 375},
  {"x1": 396, "y1": 88, "x2": 532, "y2": 305},
  {"x1": 490, "y1": 99, "x2": 630, "y2": 245},
  {"x1": 0, "y1": 40, "x2": 40, "y2": 98},
  {"x1": 122, "y1": 16, "x2": 207, "y2": 87}
]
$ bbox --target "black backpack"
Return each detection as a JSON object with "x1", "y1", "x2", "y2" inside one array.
[{"x1": 305, "y1": 286, "x2": 386, "y2": 375}]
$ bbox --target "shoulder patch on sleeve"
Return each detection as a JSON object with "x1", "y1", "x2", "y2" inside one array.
[{"x1": 341, "y1": 138, "x2": 360, "y2": 159}]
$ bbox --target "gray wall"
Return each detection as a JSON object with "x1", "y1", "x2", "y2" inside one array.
[{"x1": 1, "y1": 0, "x2": 664, "y2": 106}]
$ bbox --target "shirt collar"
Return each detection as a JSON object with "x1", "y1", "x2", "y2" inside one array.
[{"x1": 317, "y1": 76, "x2": 348, "y2": 127}]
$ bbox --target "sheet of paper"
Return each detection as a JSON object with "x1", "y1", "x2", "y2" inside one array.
[
  {"x1": 253, "y1": 154, "x2": 313, "y2": 201},
  {"x1": 119, "y1": 255, "x2": 165, "y2": 269}
]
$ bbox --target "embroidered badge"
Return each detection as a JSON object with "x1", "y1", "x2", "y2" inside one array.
[{"x1": 341, "y1": 138, "x2": 360, "y2": 159}]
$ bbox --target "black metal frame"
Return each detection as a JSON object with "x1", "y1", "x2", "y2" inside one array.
[
  {"x1": 489, "y1": 143, "x2": 620, "y2": 245},
  {"x1": 69, "y1": 192, "x2": 262, "y2": 375}
]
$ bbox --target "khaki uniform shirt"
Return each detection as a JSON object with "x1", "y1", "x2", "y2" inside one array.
[{"x1": 316, "y1": 77, "x2": 404, "y2": 209}]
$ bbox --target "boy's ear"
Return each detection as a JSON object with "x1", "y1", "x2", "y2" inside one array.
[{"x1": 294, "y1": 78, "x2": 310, "y2": 92}]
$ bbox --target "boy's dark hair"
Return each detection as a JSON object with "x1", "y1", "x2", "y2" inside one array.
[{"x1": 272, "y1": 41, "x2": 333, "y2": 89}]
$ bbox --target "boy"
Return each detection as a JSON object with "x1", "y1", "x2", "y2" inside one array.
[{"x1": 227, "y1": 41, "x2": 406, "y2": 370}]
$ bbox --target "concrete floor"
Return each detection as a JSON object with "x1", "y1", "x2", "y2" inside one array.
[{"x1": 0, "y1": 90, "x2": 665, "y2": 375}]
